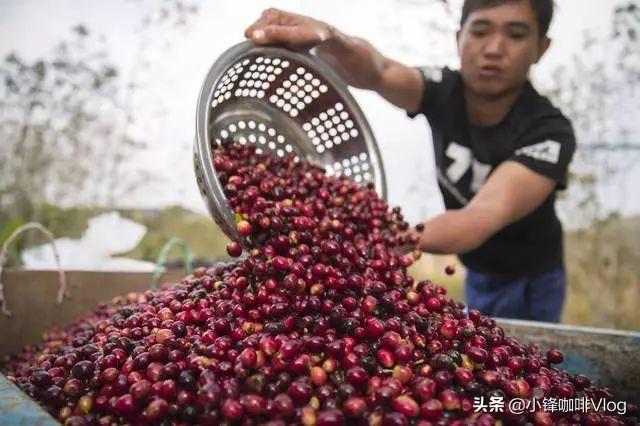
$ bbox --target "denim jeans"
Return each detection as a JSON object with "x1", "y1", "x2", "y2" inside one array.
[{"x1": 464, "y1": 267, "x2": 566, "y2": 323}]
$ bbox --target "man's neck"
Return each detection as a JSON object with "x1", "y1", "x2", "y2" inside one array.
[{"x1": 465, "y1": 85, "x2": 524, "y2": 127}]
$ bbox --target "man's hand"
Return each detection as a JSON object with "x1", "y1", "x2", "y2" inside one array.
[
  {"x1": 244, "y1": 8, "x2": 383, "y2": 90},
  {"x1": 244, "y1": 9, "x2": 423, "y2": 111},
  {"x1": 244, "y1": 8, "x2": 333, "y2": 49},
  {"x1": 391, "y1": 222, "x2": 419, "y2": 256}
]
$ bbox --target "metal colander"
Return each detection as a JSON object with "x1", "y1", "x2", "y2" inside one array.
[{"x1": 194, "y1": 41, "x2": 387, "y2": 244}]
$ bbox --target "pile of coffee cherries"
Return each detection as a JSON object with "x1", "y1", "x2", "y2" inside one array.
[{"x1": 2, "y1": 142, "x2": 636, "y2": 425}]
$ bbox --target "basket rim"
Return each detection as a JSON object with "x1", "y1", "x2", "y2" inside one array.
[{"x1": 195, "y1": 40, "x2": 387, "y2": 245}]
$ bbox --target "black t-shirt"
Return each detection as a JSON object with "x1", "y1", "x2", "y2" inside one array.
[{"x1": 408, "y1": 67, "x2": 576, "y2": 277}]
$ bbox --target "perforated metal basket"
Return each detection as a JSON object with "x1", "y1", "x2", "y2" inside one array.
[{"x1": 194, "y1": 41, "x2": 387, "y2": 244}]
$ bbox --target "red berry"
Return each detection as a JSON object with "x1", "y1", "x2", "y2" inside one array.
[
  {"x1": 310, "y1": 366, "x2": 327, "y2": 386},
  {"x1": 238, "y1": 347, "x2": 257, "y2": 367},
  {"x1": 222, "y1": 398, "x2": 244, "y2": 420},
  {"x1": 414, "y1": 378, "x2": 437, "y2": 401},
  {"x1": 226, "y1": 241, "x2": 243, "y2": 257},
  {"x1": 145, "y1": 398, "x2": 168, "y2": 422},
  {"x1": 392, "y1": 395, "x2": 419, "y2": 417},
  {"x1": 236, "y1": 219, "x2": 253, "y2": 236},
  {"x1": 343, "y1": 397, "x2": 366, "y2": 417},
  {"x1": 439, "y1": 388, "x2": 460, "y2": 411},
  {"x1": 466, "y1": 346, "x2": 488, "y2": 363},
  {"x1": 316, "y1": 409, "x2": 344, "y2": 426},
  {"x1": 113, "y1": 394, "x2": 136, "y2": 418},
  {"x1": 547, "y1": 348, "x2": 564, "y2": 364},
  {"x1": 453, "y1": 367, "x2": 474, "y2": 385},
  {"x1": 421, "y1": 399, "x2": 443, "y2": 421},
  {"x1": 376, "y1": 349, "x2": 395, "y2": 368}
]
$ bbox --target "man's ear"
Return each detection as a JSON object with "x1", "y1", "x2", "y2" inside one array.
[
  {"x1": 456, "y1": 30, "x2": 462, "y2": 56},
  {"x1": 536, "y1": 36, "x2": 551, "y2": 63}
]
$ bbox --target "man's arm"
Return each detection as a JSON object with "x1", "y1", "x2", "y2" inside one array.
[
  {"x1": 414, "y1": 161, "x2": 556, "y2": 254},
  {"x1": 245, "y1": 8, "x2": 423, "y2": 112}
]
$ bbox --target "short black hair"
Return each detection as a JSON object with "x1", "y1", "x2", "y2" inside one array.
[{"x1": 461, "y1": 0, "x2": 554, "y2": 38}]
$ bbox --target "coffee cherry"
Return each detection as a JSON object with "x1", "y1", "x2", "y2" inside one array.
[
  {"x1": 547, "y1": 348, "x2": 564, "y2": 364},
  {"x1": 226, "y1": 241, "x2": 243, "y2": 257},
  {"x1": 2, "y1": 141, "x2": 631, "y2": 426}
]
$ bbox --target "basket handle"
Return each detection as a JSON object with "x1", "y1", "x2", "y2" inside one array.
[
  {"x1": 0, "y1": 222, "x2": 69, "y2": 318},
  {"x1": 150, "y1": 237, "x2": 193, "y2": 290}
]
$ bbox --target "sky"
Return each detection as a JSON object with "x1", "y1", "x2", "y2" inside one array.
[{"x1": 1, "y1": 0, "x2": 638, "y2": 226}]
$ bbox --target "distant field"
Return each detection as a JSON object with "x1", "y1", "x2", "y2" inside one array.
[{"x1": 409, "y1": 217, "x2": 640, "y2": 332}]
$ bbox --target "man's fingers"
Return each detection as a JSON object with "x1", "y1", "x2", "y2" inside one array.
[
  {"x1": 248, "y1": 25, "x2": 326, "y2": 48},
  {"x1": 393, "y1": 243, "x2": 416, "y2": 256},
  {"x1": 245, "y1": 8, "x2": 328, "y2": 47},
  {"x1": 244, "y1": 23, "x2": 259, "y2": 39},
  {"x1": 260, "y1": 8, "x2": 282, "y2": 20},
  {"x1": 244, "y1": 9, "x2": 283, "y2": 39},
  {"x1": 244, "y1": 14, "x2": 274, "y2": 39}
]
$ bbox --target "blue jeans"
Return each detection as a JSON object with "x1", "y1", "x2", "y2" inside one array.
[{"x1": 464, "y1": 267, "x2": 566, "y2": 323}]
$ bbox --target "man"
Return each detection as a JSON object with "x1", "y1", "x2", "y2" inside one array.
[{"x1": 244, "y1": 0, "x2": 575, "y2": 323}]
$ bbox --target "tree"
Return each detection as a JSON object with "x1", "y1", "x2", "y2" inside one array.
[
  {"x1": 546, "y1": 1, "x2": 640, "y2": 223},
  {"x1": 0, "y1": 25, "x2": 145, "y2": 221},
  {"x1": 0, "y1": 0, "x2": 200, "y2": 260},
  {"x1": 542, "y1": 1, "x2": 640, "y2": 329}
]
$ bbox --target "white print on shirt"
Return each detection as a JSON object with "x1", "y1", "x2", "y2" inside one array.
[
  {"x1": 515, "y1": 140, "x2": 561, "y2": 164},
  {"x1": 471, "y1": 160, "x2": 491, "y2": 193},
  {"x1": 437, "y1": 169, "x2": 469, "y2": 205},
  {"x1": 445, "y1": 142, "x2": 491, "y2": 193},
  {"x1": 445, "y1": 142, "x2": 472, "y2": 182},
  {"x1": 419, "y1": 66, "x2": 443, "y2": 83}
]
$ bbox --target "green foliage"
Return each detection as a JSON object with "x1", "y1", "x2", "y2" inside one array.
[
  {"x1": 36, "y1": 204, "x2": 102, "y2": 240},
  {"x1": 0, "y1": 205, "x2": 229, "y2": 268},
  {"x1": 0, "y1": 217, "x2": 26, "y2": 266},
  {"x1": 564, "y1": 214, "x2": 640, "y2": 331},
  {"x1": 118, "y1": 206, "x2": 229, "y2": 262},
  {"x1": 0, "y1": 204, "x2": 101, "y2": 266},
  {"x1": 0, "y1": 26, "x2": 144, "y2": 217}
]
